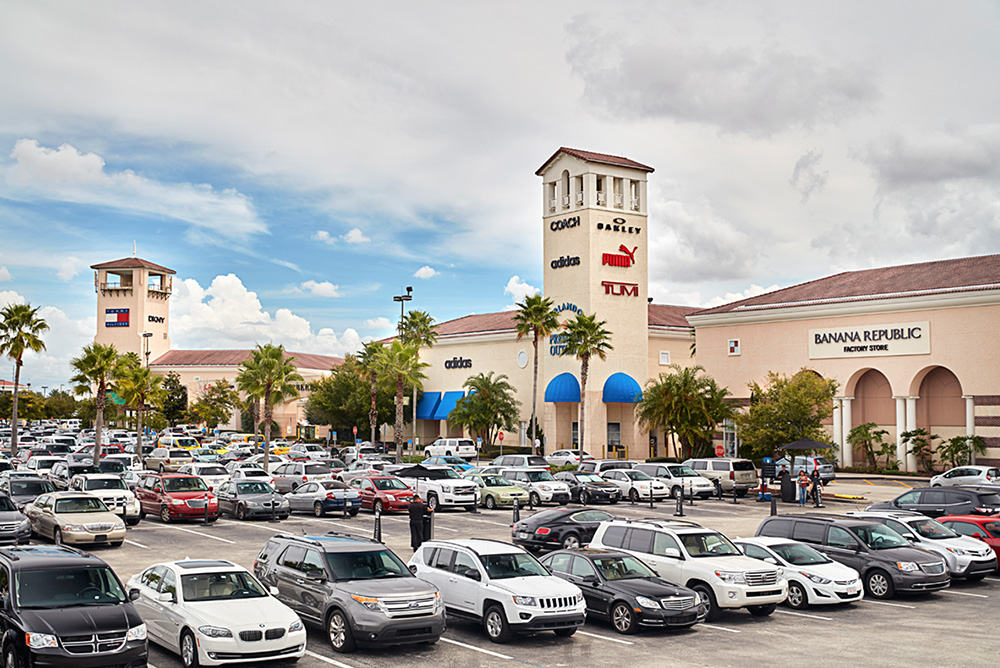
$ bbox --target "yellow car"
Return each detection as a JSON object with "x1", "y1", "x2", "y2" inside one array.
[{"x1": 24, "y1": 491, "x2": 126, "y2": 547}]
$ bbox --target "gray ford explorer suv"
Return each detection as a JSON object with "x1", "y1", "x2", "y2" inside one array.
[{"x1": 253, "y1": 532, "x2": 445, "y2": 653}]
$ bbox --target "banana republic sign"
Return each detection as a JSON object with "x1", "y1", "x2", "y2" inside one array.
[{"x1": 808, "y1": 321, "x2": 930, "y2": 359}]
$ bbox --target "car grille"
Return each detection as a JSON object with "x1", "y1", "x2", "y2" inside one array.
[
  {"x1": 919, "y1": 562, "x2": 945, "y2": 575},
  {"x1": 834, "y1": 579, "x2": 858, "y2": 586},
  {"x1": 238, "y1": 628, "x2": 286, "y2": 642},
  {"x1": 61, "y1": 631, "x2": 127, "y2": 654},
  {"x1": 539, "y1": 596, "x2": 576, "y2": 610},
  {"x1": 381, "y1": 594, "x2": 438, "y2": 618},
  {"x1": 186, "y1": 498, "x2": 207, "y2": 508},
  {"x1": 745, "y1": 570, "x2": 779, "y2": 586},
  {"x1": 970, "y1": 548, "x2": 993, "y2": 558},
  {"x1": 0, "y1": 522, "x2": 19, "y2": 532},
  {"x1": 83, "y1": 522, "x2": 114, "y2": 532},
  {"x1": 660, "y1": 596, "x2": 695, "y2": 610}
]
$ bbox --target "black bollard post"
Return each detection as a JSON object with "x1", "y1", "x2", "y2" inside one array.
[
  {"x1": 689, "y1": 480, "x2": 695, "y2": 507},
  {"x1": 650, "y1": 486, "x2": 655, "y2": 510},
  {"x1": 373, "y1": 506, "x2": 382, "y2": 542},
  {"x1": 770, "y1": 491, "x2": 778, "y2": 516},
  {"x1": 732, "y1": 485, "x2": 739, "y2": 505},
  {"x1": 714, "y1": 479, "x2": 723, "y2": 500},
  {"x1": 814, "y1": 485, "x2": 824, "y2": 508},
  {"x1": 512, "y1": 497, "x2": 520, "y2": 524},
  {"x1": 674, "y1": 489, "x2": 684, "y2": 517},
  {"x1": 270, "y1": 491, "x2": 278, "y2": 522},
  {"x1": 528, "y1": 490, "x2": 534, "y2": 511},
  {"x1": 343, "y1": 494, "x2": 349, "y2": 518},
  {"x1": 204, "y1": 493, "x2": 209, "y2": 524}
]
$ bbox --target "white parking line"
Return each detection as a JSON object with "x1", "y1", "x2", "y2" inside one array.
[
  {"x1": 941, "y1": 590, "x2": 989, "y2": 598},
  {"x1": 304, "y1": 650, "x2": 357, "y2": 667},
  {"x1": 440, "y1": 637, "x2": 513, "y2": 659},
  {"x1": 862, "y1": 600, "x2": 915, "y2": 609},
  {"x1": 161, "y1": 525, "x2": 235, "y2": 544},
  {"x1": 577, "y1": 630, "x2": 634, "y2": 644},
  {"x1": 217, "y1": 520, "x2": 295, "y2": 536},
  {"x1": 985, "y1": 577, "x2": 1000, "y2": 583},
  {"x1": 775, "y1": 609, "x2": 833, "y2": 621},
  {"x1": 124, "y1": 539, "x2": 148, "y2": 549},
  {"x1": 457, "y1": 517, "x2": 515, "y2": 527},
  {"x1": 700, "y1": 623, "x2": 741, "y2": 633}
]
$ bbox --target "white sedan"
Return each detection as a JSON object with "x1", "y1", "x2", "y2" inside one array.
[
  {"x1": 230, "y1": 466, "x2": 276, "y2": 488},
  {"x1": 545, "y1": 449, "x2": 595, "y2": 467},
  {"x1": 128, "y1": 559, "x2": 307, "y2": 667},
  {"x1": 600, "y1": 469, "x2": 669, "y2": 501}
]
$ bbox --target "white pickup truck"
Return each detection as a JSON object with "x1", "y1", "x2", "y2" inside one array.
[{"x1": 390, "y1": 463, "x2": 478, "y2": 511}]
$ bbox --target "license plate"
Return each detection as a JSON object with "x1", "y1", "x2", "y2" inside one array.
[
  {"x1": 517, "y1": 532, "x2": 530, "y2": 539},
  {"x1": 847, "y1": 587, "x2": 859, "y2": 595},
  {"x1": 94, "y1": 535, "x2": 107, "y2": 541}
]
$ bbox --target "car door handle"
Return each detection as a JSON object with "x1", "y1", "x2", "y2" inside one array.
[
  {"x1": 295, "y1": 578, "x2": 306, "y2": 584},
  {"x1": 448, "y1": 577, "x2": 458, "y2": 583}
]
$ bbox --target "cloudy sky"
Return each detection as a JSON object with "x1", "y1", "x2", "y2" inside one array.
[{"x1": 2, "y1": 1, "x2": 999, "y2": 389}]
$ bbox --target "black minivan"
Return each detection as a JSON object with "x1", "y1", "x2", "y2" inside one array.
[{"x1": 757, "y1": 514, "x2": 950, "y2": 599}]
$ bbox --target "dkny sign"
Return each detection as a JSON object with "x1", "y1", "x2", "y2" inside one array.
[{"x1": 444, "y1": 357, "x2": 473, "y2": 369}]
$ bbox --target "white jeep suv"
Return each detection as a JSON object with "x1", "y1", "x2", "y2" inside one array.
[
  {"x1": 590, "y1": 518, "x2": 786, "y2": 620},
  {"x1": 409, "y1": 538, "x2": 586, "y2": 643}
]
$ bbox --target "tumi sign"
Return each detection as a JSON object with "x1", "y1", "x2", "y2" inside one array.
[{"x1": 808, "y1": 321, "x2": 930, "y2": 359}]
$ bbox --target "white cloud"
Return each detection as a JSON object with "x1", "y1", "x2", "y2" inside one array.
[
  {"x1": 0, "y1": 267, "x2": 11, "y2": 282},
  {"x1": 0, "y1": 290, "x2": 25, "y2": 308},
  {"x1": 413, "y1": 266, "x2": 438, "y2": 279},
  {"x1": 300, "y1": 280, "x2": 342, "y2": 298},
  {"x1": 312, "y1": 230, "x2": 335, "y2": 245},
  {"x1": 56, "y1": 256, "x2": 84, "y2": 281},
  {"x1": 341, "y1": 228, "x2": 371, "y2": 244},
  {"x1": 502, "y1": 275, "x2": 539, "y2": 310},
  {"x1": 364, "y1": 316, "x2": 393, "y2": 330}
]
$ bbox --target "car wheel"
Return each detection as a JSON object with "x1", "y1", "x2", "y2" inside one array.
[
  {"x1": 4, "y1": 644, "x2": 22, "y2": 668},
  {"x1": 374, "y1": 500, "x2": 384, "y2": 514},
  {"x1": 236, "y1": 504, "x2": 247, "y2": 521},
  {"x1": 159, "y1": 464, "x2": 166, "y2": 473},
  {"x1": 865, "y1": 569, "x2": 895, "y2": 599},
  {"x1": 561, "y1": 533, "x2": 581, "y2": 549},
  {"x1": 484, "y1": 605, "x2": 512, "y2": 643},
  {"x1": 348, "y1": 508, "x2": 359, "y2": 517},
  {"x1": 735, "y1": 489, "x2": 748, "y2": 498},
  {"x1": 445, "y1": 451, "x2": 452, "y2": 457},
  {"x1": 423, "y1": 450, "x2": 431, "y2": 458},
  {"x1": 180, "y1": 630, "x2": 200, "y2": 667},
  {"x1": 554, "y1": 627, "x2": 576, "y2": 637},
  {"x1": 313, "y1": 502, "x2": 325, "y2": 517},
  {"x1": 485, "y1": 495, "x2": 497, "y2": 510},
  {"x1": 786, "y1": 581, "x2": 808, "y2": 609},
  {"x1": 579, "y1": 490, "x2": 589, "y2": 505},
  {"x1": 747, "y1": 603, "x2": 776, "y2": 617},
  {"x1": 138, "y1": 509, "x2": 146, "y2": 520},
  {"x1": 426, "y1": 495, "x2": 438, "y2": 511},
  {"x1": 611, "y1": 601, "x2": 637, "y2": 634},
  {"x1": 529, "y1": 492, "x2": 541, "y2": 507},
  {"x1": 692, "y1": 583, "x2": 720, "y2": 622},
  {"x1": 629, "y1": 488, "x2": 639, "y2": 502},
  {"x1": 126, "y1": 516, "x2": 141, "y2": 527},
  {"x1": 327, "y1": 609, "x2": 356, "y2": 652},
  {"x1": 160, "y1": 506, "x2": 171, "y2": 523},
  {"x1": 671, "y1": 486, "x2": 683, "y2": 500}
]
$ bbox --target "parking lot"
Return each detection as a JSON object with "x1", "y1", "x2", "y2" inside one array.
[{"x1": 94, "y1": 479, "x2": 997, "y2": 668}]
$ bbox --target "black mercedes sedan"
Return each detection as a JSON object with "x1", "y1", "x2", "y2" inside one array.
[
  {"x1": 540, "y1": 548, "x2": 708, "y2": 634},
  {"x1": 555, "y1": 470, "x2": 622, "y2": 504},
  {"x1": 512, "y1": 507, "x2": 614, "y2": 551}
]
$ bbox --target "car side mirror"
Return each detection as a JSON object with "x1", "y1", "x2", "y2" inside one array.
[
  {"x1": 269, "y1": 586, "x2": 279, "y2": 596},
  {"x1": 581, "y1": 574, "x2": 599, "y2": 584},
  {"x1": 905, "y1": 534, "x2": 918, "y2": 543},
  {"x1": 663, "y1": 547, "x2": 681, "y2": 559},
  {"x1": 848, "y1": 542, "x2": 860, "y2": 552},
  {"x1": 157, "y1": 591, "x2": 175, "y2": 604},
  {"x1": 972, "y1": 533, "x2": 985, "y2": 540},
  {"x1": 128, "y1": 588, "x2": 140, "y2": 602},
  {"x1": 462, "y1": 569, "x2": 482, "y2": 581},
  {"x1": 408, "y1": 564, "x2": 418, "y2": 574},
  {"x1": 305, "y1": 571, "x2": 326, "y2": 581},
  {"x1": 763, "y1": 557, "x2": 778, "y2": 565}
]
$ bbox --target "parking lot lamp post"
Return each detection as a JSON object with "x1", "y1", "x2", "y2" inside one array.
[
  {"x1": 142, "y1": 332, "x2": 153, "y2": 368},
  {"x1": 393, "y1": 287, "x2": 412, "y2": 452}
]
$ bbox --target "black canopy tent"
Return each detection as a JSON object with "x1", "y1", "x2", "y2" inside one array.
[{"x1": 390, "y1": 463, "x2": 455, "y2": 480}]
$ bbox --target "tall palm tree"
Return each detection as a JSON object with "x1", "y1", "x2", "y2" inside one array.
[
  {"x1": 69, "y1": 343, "x2": 120, "y2": 461},
  {"x1": 377, "y1": 340, "x2": 428, "y2": 463},
  {"x1": 399, "y1": 310, "x2": 437, "y2": 449},
  {"x1": 357, "y1": 341, "x2": 386, "y2": 446},
  {"x1": 237, "y1": 344, "x2": 303, "y2": 472},
  {"x1": 113, "y1": 363, "x2": 167, "y2": 457},
  {"x1": 0, "y1": 303, "x2": 49, "y2": 457},
  {"x1": 235, "y1": 355, "x2": 264, "y2": 439},
  {"x1": 560, "y1": 313, "x2": 613, "y2": 461},
  {"x1": 513, "y1": 295, "x2": 559, "y2": 454},
  {"x1": 447, "y1": 371, "x2": 520, "y2": 447}
]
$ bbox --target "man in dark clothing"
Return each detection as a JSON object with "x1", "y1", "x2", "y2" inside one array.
[
  {"x1": 809, "y1": 468, "x2": 824, "y2": 507},
  {"x1": 408, "y1": 494, "x2": 433, "y2": 550}
]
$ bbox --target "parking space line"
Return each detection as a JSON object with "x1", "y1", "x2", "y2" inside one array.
[
  {"x1": 775, "y1": 609, "x2": 833, "y2": 621},
  {"x1": 458, "y1": 517, "x2": 515, "y2": 527},
  {"x1": 985, "y1": 578, "x2": 1000, "y2": 583},
  {"x1": 941, "y1": 590, "x2": 988, "y2": 598},
  {"x1": 440, "y1": 636, "x2": 513, "y2": 659},
  {"x1": 577, "y1": 630, "x2": 634, "y2": 644},
  {"x1": 124, "y1": 539, "x2": 148, "y2": 549},
  {"x1": 162, "y1": 525, "x2": 235, "y2": 543},
  {"x1": 862, "y1": 600, "x2": 915, "y2": 609},
  {"x1": 699, "y1": 624, "x2": 741, "y2": 633},
  {"x1": 216, "y1": 519, "x2": 295, "y2": 535},
  {"x1": 305, "y1": 650, "x2": 357, "y2": 668}
]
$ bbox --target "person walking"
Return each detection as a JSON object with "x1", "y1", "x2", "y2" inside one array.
[
  {"x1": 796, "y1": 470, "x2": 810, "y2": 506},
  {"x1": 408, "y1": 493, "x2": 433, "y2": 551},
  {"x1": 810, "y1": 468, "x2": 825, "y2": 507}
]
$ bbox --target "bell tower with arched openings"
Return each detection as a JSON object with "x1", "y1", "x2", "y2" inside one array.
[{"x1": 91, "y1": 256, "x2": 174, "y2": 365}]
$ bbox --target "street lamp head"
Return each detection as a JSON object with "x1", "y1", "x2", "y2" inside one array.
[{"x1": 142, "y1": 332, "x2": 153, "y2": 338}]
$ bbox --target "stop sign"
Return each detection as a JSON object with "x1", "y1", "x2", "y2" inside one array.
[
  {"x1": 353, "y1": 426, "x2": 358, "y2": 436},
  {"x1": 498, "y1": 432, "x2": 504, "y2": 442},
  {"x1": 715, "y1": 445, "x2": 725, "y2": 457}
]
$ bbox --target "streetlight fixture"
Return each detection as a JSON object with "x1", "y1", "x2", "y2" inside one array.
[
  {"x1": 142, "y1": 332, "x2": 154, "y2": 367},
  {"x1": 393, "y1": 286, "x2": 413, "y2": 334}
]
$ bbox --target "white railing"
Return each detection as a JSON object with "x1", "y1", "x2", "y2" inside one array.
[
  {"x1": 562, "y1": 195, "x2": 570, "y2": 208},
  {"x1": 549, "y1": 198, "x2": 557, "y2": 212},
  {"x1": 631, "y1": 197, "x2": 640, "y2": 211},
  {"x1": 575, "y1": 192, "x2": 584, "y2": 204},
  {"x1": 596, "y1": 191, "x2": 606, "y2": 205},
  {"x1": 614, "y1": 193, "x2": 624, "y2": 208}
]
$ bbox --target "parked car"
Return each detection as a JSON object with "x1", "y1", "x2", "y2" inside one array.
[
  {"x1": 24, "y1": 491, "x2": 127, "y2": 546},
  {"x1": 245, "y1": 453, "x2": 287, "y2": 470},
  {"x1": 176, "y1": 462, "x2": 231, "y2": 491},
  {"x1": 553, "y1": 470, "x2": 622, "y2": 504},
  {"x1": 135, "y1": 473, "x2": 219, "y2": 523},
  {"x1": 96, "y1": 458, "x2": 128, "y2": 476},
  {"x1": 545, "y1": 449, "x2": 595, "y2": 468},
  {"x1": 491, "y1": 454, "x2": 550, "y2": 470},
  {"x1": 1, "y1": 476, "x2": 55, "y2": 510},
  {"x1": 348, "y1": 475, "x2": 414, "y2": 513},
  {"x1": 287, "y1": 442, "x2": 330, "y2": 460},
  {"x1": 0, "y1": 544, "x2": 147, "y2": 667},
  {"x1": 105, "y1": 453, "x2": 144, "y2": 471},
  {"x1": 931, "y1": 465, "x2": 1000, "y2": 488},
  {"x1": 68, "y1": 473, "x2": 142, "y2": 526},
  {"x1": 189, "y1": 446, "x2": 220, "y2": 463},
  {"x1": 540, "y1": 547, "x2": 708, "y2": 633},
  {"x1": 17, "y1": 455, "x2": 63, "y2": 477},
  {"x1": 392, "y1": 463, "x2": 478, "y2": 511},
  {"x1": 144, "y1": 447, "x2": 195, "y2": 473},
  {"x1": 230, "y1": 466, "x2": 276, "y2": 488},
  {"x1": 682, "y1": 457, "x2": 759, "y2": 497},
  {"x1": 463, "y1": 472, "x2": 529, "y2": 509},
  {"x1": 756, "y1": 514, "x2": 950, "y2": 599},
  {"x1": 272, "y1": 460, "x2": 334, "y2": 492},
  {"x1": 255, "y1": 532, "x2": 445, "y2": 652},
  {"x1": 423, "y1": 437, "x2": 477, "y2": 459},
  {"x1": 0, "y1": 493, "x2": 31, "y2": 544},
  {"x1": 216, "y1": 479, "x2": 289, "y2": 520},
  {"x1": 128, "y1": 558, "x2": 306, "y2": 667},
  {"x1": 866, "y1": 486, "x2": 1000, "y2": 518},
  {"x1": 939, "y1": 514, "x2": 1000, "y2": 567},
  {"x1": 734, "y1": 536, "x2": 863, "y2": 609},
  {"x1": 340, "y1": 445, "x2": 378, "y2": 465},
  {"x1": 47, "y1": 460, "x2": 101, "y2": 490},
  {"x1": 285, "y1": 479, "x2": 362, "y2": 516},
  {"x1": 773, "y1": 455, "x2": 838, "y2": 484},
  {"x1": 409, "y1": 538, "x2": 585, "y2": 643},
  {"x1": 601, "y1": 469, "x2": 669, "y2": 502},
  {"x1": 512, "y1": 507, "x2": 615, "y2": 551},
  {"x1": 501, "y1": 467, "x2": 571, "y2": 506},
  {"x1": 633, "y1": 462, "x2": 717, "y2": 499},
  {"x1": 337, "y1": 459, "x2": 386, "y2": 484},
  {"x1": 423, "y1": 455, "x2": 475, "y2": 472}
]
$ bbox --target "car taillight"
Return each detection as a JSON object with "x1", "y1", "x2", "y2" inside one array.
[
  {"x1": 730, "y1": 471, "x2": 735, "y2": 480},
  {"x1": 326, "y1": 492, "x2": 335, "y2": 499},
  {"x1": 303, "y1": 476, "x2": 308, "y2": 482},
  {"x1": 535, "y1": 527, "x2": 551, "y2": 535}
]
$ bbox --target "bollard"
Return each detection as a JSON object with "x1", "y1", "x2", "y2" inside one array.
[
  {"x1": 373, "y1": 506, "x2": 382, "y2": 541},
  {"x1": 528, "y1": 490, "x2": 534, "y2": 511},
  {"x1": 204, "y1": 493, "x2": 209, "y2": 524},
  {"x1": 426, "y1": 510, "x2": 434, "y2": 541},
  {"x1": 732, "y1": 486, "x2": 739, "y2": 505},
  {"x1": 649, "y1": 486, "x2": 655, "y2": 510},
  {"x1": 343, "y1": 494, "x2": 349, "y2": 518},
  {"x1": 814, "y1": 485, "x2": 824, "y2": 508},
  {"x1": 770, "y1": 492, "x2": 778, "y2": 516},
  {"x1": 714, "y1": 479, "x2": 723, "y2": 500},
  {"x1": 512, "y1": 497, "x2": 520, "y2": 524},
  {"x1": 270, "y1": 491, "x2": 278, "y2": 522},
  {"x1": 688, "y1": 480, "x2": 695, "y2": 507},
  {"x1": 674, "y1": 489, "x2": 684, "y2": 517}
]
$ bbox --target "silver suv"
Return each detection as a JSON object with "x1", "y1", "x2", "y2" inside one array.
[{"x1": 683, "y1": 457, "x2": 758, "y2": 496}]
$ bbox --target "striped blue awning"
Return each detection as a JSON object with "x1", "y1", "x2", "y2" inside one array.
[
  {"x1": 416, "y1": 392, "x2": 441, "y2": 420},
  {"x1": 544, "y1": 372, "x2": 581, "y2": 403},
  {"x1": 602, "y1": 373, "x2": 642, "y2": 403},
  {"x1": 431, "y1": 391, "x2": 466, "y2": 420}
]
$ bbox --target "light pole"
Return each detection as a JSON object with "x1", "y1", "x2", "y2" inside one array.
[
  {"x1": 142, "y1": 332, "x2": 153, "y2": 367},
  {"x1": 393, "y1": 287, "x2": 413, "y2": 456}
]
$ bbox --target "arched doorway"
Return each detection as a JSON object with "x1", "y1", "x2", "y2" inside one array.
[
  {"x1": 917, "y1": 367, "x2": 965, "y2": 439},
  {"x1": 851, "y1": 369, "x2": 895, "y2": 466}
]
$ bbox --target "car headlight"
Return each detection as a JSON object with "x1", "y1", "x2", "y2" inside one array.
[
  {"x1": 804, "y1": 572, "x2": 831, "y2": 585},
  {"x1": 351, "y1": 595, "x2": 382, "y2": 611},
  {"x1": 113, "y1": 522, "x2": 125, "y2": 530},
  {"x1": 169, "y1": 497, "x2": 184, "y2": 505},
  {"x1": 512, "y1": 595, "x2": 537, "y2": 606},
  {"x1": 127, "y1": 623, "x2": 147, "y2": 641},
  {"x1": 635, "y1": 595, "x2": 661, "y2": 609},
  {"x1": 440, "y1": 485, "x2": 452, "y2": 493},
  {"x1": 539, "y1": 485, "x2": 552, "y2": 491},
  {"x1": 17, "y1": 519, "x2": 29, "y2": 531},
  {"x1": 198, "y1": 625, "x2": 233, "y2": 638},
  {"x1": 27, "y1": 633, "x2": 58, "y2": 648},
  {"x1": 384, "y1": 494, "x2": 394, "y2": 501},
  {"x1": 714, "y1": 570, "x2": 747, "y2": 584},
  {"x1": 288, "y1": 619, "x2": 303, "y2": 633},
  {"x1": 896, "y1": 562, "x2": 919, "y2": 572},
  {"x1": 576, "y1": 592, "x2": 584, "y2": 604},
  {"x1": 946, "y1": 547, "x2": 967, "y2": 556},
  {"x1": 62, "y1": 524, "x2": 86, "y2": 532}
]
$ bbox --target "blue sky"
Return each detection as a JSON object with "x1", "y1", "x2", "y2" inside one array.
[{"x1": 2, "y1": 1, "x2": 1000, "y2": 389}]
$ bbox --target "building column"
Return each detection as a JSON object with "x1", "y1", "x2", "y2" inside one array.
[
  {"x1": 905, "y1": 396, "x2": 918, "y2": 472},
  {"x1": 832, "y1": 398, "x2": 843, "y2": 457},
  {"x1": 841, "y1": 397, "x2": 853, "y2": 468},
  {"x1": 894, "y1": 397, "x2": 907, "y2": 470},
  {"x1": 964, "y1": 395, "x2": 976, "y2": 464}
]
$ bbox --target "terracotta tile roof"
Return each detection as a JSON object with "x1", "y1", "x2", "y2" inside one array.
[
  {"x1": 535, "y1": 147, "x2": 654, "y2": 175},
  {"x1": 431, "y1": 305, "x2": 695, "y2": 339},
  {"x1": 90, "y1": 257, "x2": 176, "y2": 274},
  {"x1": 648, "y1": 304, "x2": 699, "y2": 329},
  {"x1": 150, "y1": 349, "x2": 343, "y2": 371},
  {"x1": 695, "y1": 254, "x2": 1000, "y2": 316}
]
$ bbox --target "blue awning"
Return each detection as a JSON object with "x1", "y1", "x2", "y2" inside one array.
[
  {"x1": 544, "y1": 372, "x2": 581, "y2": 403},
  {"x1": 416, "y1": 392, "x2": 441, "y2": 420},
  {"x1": 602, "y1": 373, "x2": 642, "y2": 403},
  {"x1": 431, "y1": 391, "x2": 466, "y2": 420}
]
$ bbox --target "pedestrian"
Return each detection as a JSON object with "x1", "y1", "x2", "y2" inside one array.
[
  {"x1": 408, "y1": 493, "x2": 433, "y2": 551},
  {"x1": 810, "y1": 468, "x2": 824, "y2": 507},
  {"x1": 796, "y1": 470, "x2": 810, "y2": 506}
]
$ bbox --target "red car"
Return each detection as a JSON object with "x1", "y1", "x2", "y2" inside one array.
[
  {"x1": 940, "y1": 514, "x2": 1000, "y2": 567},
  {"x1": 349, "y1": 475, "x2": 414, "y2": 513},
  {"x1": 135, "y1": 472, "x2": 219, "y2": 523}
]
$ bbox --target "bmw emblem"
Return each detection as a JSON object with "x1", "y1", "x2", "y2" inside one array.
[{"x1": 259, "y1": 624, "x2": 266, "y2": 628}]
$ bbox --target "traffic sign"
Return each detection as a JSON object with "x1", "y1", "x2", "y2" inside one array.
[
  {"x1": 714, "y1": 445, "x2": 725, "y2": 457},
  {"x1": 353, "y1": 426, "x2": 358, "y2": 436},
  {"x1": 498, "y1": 432, "x2": 504, "y2": 442},
  {"x1": 762, "y1": 457, "x2": 772, "y2": 464}
]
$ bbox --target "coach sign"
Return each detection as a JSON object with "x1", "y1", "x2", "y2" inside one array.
[{"x1": 808, "y1": 321, "x2": 930, "y2": 359}]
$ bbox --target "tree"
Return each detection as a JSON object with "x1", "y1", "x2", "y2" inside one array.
[
  {"x1": 44, "y1": 389, "x2": 78, "y2": 419},
  {"x1": 733, "y1": 369, "x2": 839, "y2": 461},
  {"x1": 901, "y1": 428, "x2": 939, "y2": 473},
  {"x1": 938, "y1": 435, "x2": 987, "y2": 468},
  {"x1": 448, "y1": 372, "x2": 521, "y2": 447},
  {"x1": 69, "y1": 342, "x2": 121, "y2": 461},
  {"x1": 187, "y1": 379, "x2": 239, "y2": 430},
  {"x1": 636, "y1": 364, "x2": 735, "y2": 460},
  {"x1": 847, "y1": 423, "x2": 892, "y2": 471},
  {"x1": 160, "y1": 372, "x2": 188, "y2": 426},
  {"x1": 235, "y1": 358, "x2": 264, "y2": 440},
  {"x1": 376, "y1": 340, "x2": 428, "y2": 463},
  {"x1": 560, "y1": 313, "x2": 613, "y2": 460},
  {"x1": 305, "y1": 355, "x2": 397, "y2": 441},
  {"x1": 513, "y1": 294, "x2": 559, "y2": 454},
  {"x1": 399, "y1": 310, "x2": 438, "y2": 444},
  {"x1": 356, "y1": 341, "x2": 387, "y2": 445},
  {"x1": 236, "y1": 344, "x2": 303, "y2": 472},
  {"x1": 0, "y1": 303, "x2": 49, "y2": 457},
  {"x1": 114, "y1": 364, "x2": 167, "y2": 456}
]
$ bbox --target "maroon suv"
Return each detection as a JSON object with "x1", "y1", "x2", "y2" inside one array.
[
  {"x1": 349, "y1": 475, "x2": 414, "y2": 513},
  {"x1": 135, "y1": 472, "x2": 219, "y2": 523}
]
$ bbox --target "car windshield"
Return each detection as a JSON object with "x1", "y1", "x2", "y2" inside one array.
[
  {"x1": 70, "y1": 466, "x2": 101, "y2": 476},
  {"x1": 10, "y1": 481, "x2": 53, "y2": 496},
  {"x1": 163, "y1": 477, "x2": 209, "y2": 493},
  {"x1": 320, "y1": 480, "x2": 350, "y2": 490},
  {"x1": 176, "y1": 438, "x2": 199, "y2": 447},
  {"x1": 325, "y1": 549, "x2": 411, "y2": 580},
  {"x1": 982, "y1": 522, "x2": 1000, "y2": 535},
  {"x1": 770, "y1": 543, "x2": 831, "y2": 565},
  {"x1": 668, "y1": 465, "x2": 699, "y2": 477},
  {"x1": 16, "y1": 566, "x2": 127, "y2": 608},
  {"x1": 181, "y1": 571, "x2": 267, "y2": 601},
  {"x1": 98, "y1": 461, "x2": 126, "y2": 473},
  {"x1": 55, "y1": 497, "x2": 109, "y2": 513},
  {"x1": 439, "y1": 468, "x2": 460, "y2": 479},
  {"x1": 443, "y1": 457, "x2": 465, "y2": 464},
  {"x1": 169, "y1": 450, "x2": 191, "y2": 458},
  {"x1": 198, "y1": 466, "x2": 228, "y2": 476},
  {"x1": 328, "y1": 459, "x2": 346, "y2": 468},
  {"x1": 372, "y1": 478, "x2": 408, "y2": 491},
  {"x1": 623, "y1": 470, "x2": 652, "y2": 480},
  {"x1": 593, "y1": 555, "x2": 657, "y2": 580},
  {"x1": 237, "y1": 482, "x2": 273, "y2": 494},
  {"x1": 679, "y1": 532, "x2": 742, "y2": 557},
  {"x1": 242, "y1": 470, "x2": 268, "y2": 478},
  {"x1": 481, "y1": 476, "x2": 512, "y2": 487},
  {"x1": 84, "y1": 478, "x2": 126, "y2": 491},
  {"x1": 0, "y1": 497, "x2": 14, "y2": 512},
  {"x1": 854, "y1": 524, "x2": 909, "y2": 550},
  {"x1": 575, "y1": 473, "x2": 604, "y2": 483},
  {"x1": 526, "y1": 471, "x2": 555, "y2": 482},
  {"x1": 909, "y1": 518, "x2": 958, "y2": 539},
  {"x1": 481, "y1": 552, "x2": 548, "y2": 580}
]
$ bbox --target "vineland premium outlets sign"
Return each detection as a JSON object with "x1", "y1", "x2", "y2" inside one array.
[{"x1": 808, "y1": 321, "x2": 930, "y2": 359}]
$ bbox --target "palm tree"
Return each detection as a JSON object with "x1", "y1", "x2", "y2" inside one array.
[
  {"x1": 357, "y1": 341, "x2": 386, "y2": 446},
  {"x1": 447, "y1": 371, "x2": 520, "y2": 447},
  {"x1": 237, "y1": 344, "x2": 303, "y2": 472},
  {"x1": 235, "y1": 355, "x2": 264, "y2": 439},
  {"x1": 0, "y1": 303, "x2": 49, "y2": 457},
  {"x1": 377, "y1": 340, "x2": 428, "y2": 463},
  {"x1": 560, "y1": 313, "x2": 613, "y2": 461},
  {"x1": 399, "y1": 310, "x2": 438, "y2": 449},
  {"x1": 114, "y1": 364, "x2": 167, "y2": 457},
  {"x1": 69, "y1": 343, "x2": 120, "y2": 461},
  {"x1": 513, "y1": 295, "x2": 559, "y2": 454}
]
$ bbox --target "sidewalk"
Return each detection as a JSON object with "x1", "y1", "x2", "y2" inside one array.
[{"x1": 833, "y1": 471, "x2": 931, "y2": 484}]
